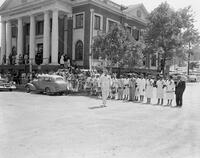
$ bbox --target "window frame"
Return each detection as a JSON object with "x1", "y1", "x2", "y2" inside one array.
[
  {"x1": 94, "y1": 15, "x2": 101, "y2": 30},
  {"x1": 106, "y1": 18, "x2": 119, "y2": 33},
  {"x1": 36, "y1": 21, "x2": 44, "y2": 35},
  {"x1": 151, "y1": 54, "x2": 157, "y2": 67},
  {"x1": 75, "y1": 13, "x2": 84, "y2": 29}
]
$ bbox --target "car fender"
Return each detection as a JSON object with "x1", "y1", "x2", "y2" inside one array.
[{"x1": 26, "y1": 83, "x2": 36, "y2": 91}]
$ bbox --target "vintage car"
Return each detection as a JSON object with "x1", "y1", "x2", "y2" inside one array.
[
  {"x1": 25, "y1": 74, "x2": 67, "y2": 95},
  {"x1": 0, "y1": 78, "x2": 16, "y2": 91},
  {"x1": 187, "y1": 74, "x2": 198, "y2": 82}
]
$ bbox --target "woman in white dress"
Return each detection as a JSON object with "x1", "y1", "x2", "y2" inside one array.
[
  {"x1": 145, "y1": 76, "x2": 154, "y2": 104},
  {"x1": 135, "y1": 76, "x2": 140, "y2": 102},
  {"x1": 156, "y1": 77, "x2": 166, "y2": 105}
]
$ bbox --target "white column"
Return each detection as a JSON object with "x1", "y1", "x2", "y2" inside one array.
[
  {"x1": 6, "y1": 20, "x2": 12, "y2": 65},
  {"x1": 29, "y1": 15, "x2": 36, "y2": 65},
  {"x1": 17, "y1": 17, "x2": 23, "y2": 64},
  {"x1": 89, "y1": 9, "x2": 94, "y2": 70},
  {"x1": 51, "y1": 9, "x2": 59, "y2": 65},
  {"x1": 43, "y1": 11, "x2": 50, "y2": 64},
  {"x1": 0, "y1": 21, "x2": 6, "y2": 65}
]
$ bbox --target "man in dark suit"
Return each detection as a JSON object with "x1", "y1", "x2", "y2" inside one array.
[{"x1": 175, "y1": 76, "x2": 186, "y2": 107}]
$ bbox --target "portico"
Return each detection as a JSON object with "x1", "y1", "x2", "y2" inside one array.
[{"x1": 0, "y1": 0, "x2": 72, "y2": 65}]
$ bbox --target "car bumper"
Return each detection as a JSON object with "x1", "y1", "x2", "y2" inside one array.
[{"x1": 0, "y1": 86, "x2": 16, "y2": 91}]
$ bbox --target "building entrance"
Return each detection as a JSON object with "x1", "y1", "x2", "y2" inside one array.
[{"x1": 35, "y1": 43, "x2": 43, "y2": 65}]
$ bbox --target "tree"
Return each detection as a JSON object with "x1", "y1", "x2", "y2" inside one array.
[
  {"x1": 92, "y1": 24, "x2": 145, "y2": 68},
  {"x1": 179, "y1": 6, "x2": 200, "y2": 75},
  {"x1": 145, "y1": 2, "x2": 185, "y2": 75}
]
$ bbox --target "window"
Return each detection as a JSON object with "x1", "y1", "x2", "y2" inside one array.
[
  {"x1": 143, "y1": 56, "x2": 146, "y2": 66},
  {"x1": 36, "y1": 21, "x2": 44, "y2": 35},
  {"x1": 94, "y1": 15, "x2": 101, "y2": 30},
  {"x1": 132, "y1": 28, "x2": 140, "y2": 41},
  {"x1": 75, "y1": 40, "x2": 83, "y2": 61},
  {"x1": 127, "y1": 26, "x2": 131, "y2": 34},
  {"x1": 12, "y1": 27, "x2": 17, "y2": 38},
  {"x1": 108, "y1": 20, "x2": 117, "y2": 32},
  {"x1": 75, "y1": 14, "x2": 83, "y2": 29},
  {"x1": 151, "y1": 55, "x2": 157, "y2": 67}
]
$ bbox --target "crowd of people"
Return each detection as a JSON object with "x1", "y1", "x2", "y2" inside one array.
[
  {"x1": 86, "y1": 69, "x2": 186, "y2": 108},
  {"x1": 0, "y1": 66, "x2": 186, "y2": 108}
]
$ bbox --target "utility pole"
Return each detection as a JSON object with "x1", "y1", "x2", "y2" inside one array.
[{"x1": 187, "y1": 42, "x2": 191, "y2": 76}]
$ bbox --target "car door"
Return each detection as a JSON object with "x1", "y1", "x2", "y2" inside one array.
[
  {"x1": 39, "y1": 77, "x2": 49, "y2": 90},
  {"x1": 32, "y1": 77, "x2": 42, "y2": 90}
]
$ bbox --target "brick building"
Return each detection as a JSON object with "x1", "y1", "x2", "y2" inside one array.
[{"x1": 0, "y1": 0, "x2": 158, "y2": 71}]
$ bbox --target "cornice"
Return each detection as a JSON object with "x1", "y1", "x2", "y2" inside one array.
[
  {"x1": 72, "y1": 0, "x2": 147, "y2": 25},
  {"x1": 0, "y1": 0, "x2": 55, "y2": 15}
]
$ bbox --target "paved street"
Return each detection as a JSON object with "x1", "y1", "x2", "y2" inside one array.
[{"x1": 0, "y1": 83, "x2": 200, "y2": 158}]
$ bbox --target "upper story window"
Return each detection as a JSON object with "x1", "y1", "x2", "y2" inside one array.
[
  {"x1": 143, "y1": 56, "x2": 146, "y2": 66},
  {"x1": 132, "y1": 28, "x2": 140, "y2": 41},
  {"x1": 36, "y1": 21, "x2": 44, "y2": 35},
  {"x1": 137, "y1": 10, "x2": 142, "y2": 18},
  {"x1": 75, "y1": 13, "x2": 84, "y2": 29},
  {"x1": 151, "y1": 55, "x2": 157, "y2": 67},
  {"x1": 94, "y1": 15, "x2": 101, "y2": 30},
  {"x1": 127, "y1": 26, "x2": 132, "y2": 34},
  {"x1": 108, "y1": 20, "x2": 117, "y2": 32},
  {"x1": 12, "y1": 27, "x2": 17, "y2": 38}
]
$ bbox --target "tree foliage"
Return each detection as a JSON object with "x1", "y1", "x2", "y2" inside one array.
[
  {"x1": 145, "y1": 2, "x2": 200, "y2": 74},
  {"x1": 145, "y1": 2, "x2": 182, "y2": 59},
  {"x1": 92, "y1": 24, "x2": 145, "y2": 68}
]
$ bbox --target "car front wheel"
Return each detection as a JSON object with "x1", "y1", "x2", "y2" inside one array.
[
  {"x1": 45, "y1": 87, "x2": 51, "y2": 95},
  {"x1": 26, "y1": 86, "x2": 31, "y2": 93}
]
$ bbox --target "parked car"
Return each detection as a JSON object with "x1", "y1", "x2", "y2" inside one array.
[
  {"x1": 171, "y1": 73, "x2": 187, "y2": 82},
  {"x1": 25, "y1": 74, "x2": 68, "y2": 95},
  {"x1": 0, "y1": 78, "x2": 16, "y2": 91},
  {"x1": 187, "y1": 74, "x2": 198, "y2": 82}
]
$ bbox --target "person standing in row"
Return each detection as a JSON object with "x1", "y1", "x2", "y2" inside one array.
[
  {"x1": 123, "y1": 76, "x2": 129, "y2": 101},
  {"x1": 166, "y1": 76, "x2": 175, "y2": 106},
  {"x1": 129, "y1": 77, "x2": 136, "y2": 101},
  {"x1": 175, "y1": 76, "x2": 186, "y2": 107},
  {"x1": 139, "y1": 75, "x2": 146, "y2": 102},
  {"x1": 135, "y1": 76, "x2": 140, "y2": 101},
  {"x1": 145, "y1": 76, "x2": 154, "y2": 104},
  {"x1": 99, "y1": 69, "x2": 111, "y2": 107},
  {"x1": 118, "y1": 76, "x2": 124, "y2": 100},
  {"x1": 156, "y1": 76, "x2": 166, "y2": 105}
]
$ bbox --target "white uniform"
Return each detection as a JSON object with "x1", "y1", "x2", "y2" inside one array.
[
  {"x1": 166, "y1": 80, "x2": 175, "y2": 100},
  {"x1": 123, "y1": 78, "x2": 129, "y2": 96},
  {"x1": 99, "y1": 74, "x2": 111, "y2": 105},
  {"x1": 156, "y1": 80, "x2": 165, "y2": 99},
  {"x1": 145, "y1": 79, "x2": 154, "y2": 98},
  {"x1": 135, "y1": 78, "x2": 140, "y2": 97},
  {"x1": 139, "y1": 78, "x2": 146, "y2": 96}
]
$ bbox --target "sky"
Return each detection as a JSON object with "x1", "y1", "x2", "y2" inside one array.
[
  {"x1": 112, "y1": 0, "x2": 200, "y2": 29},
  {"x1": 0, "y1": 0, "x2": 200, "y2": 45}
]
